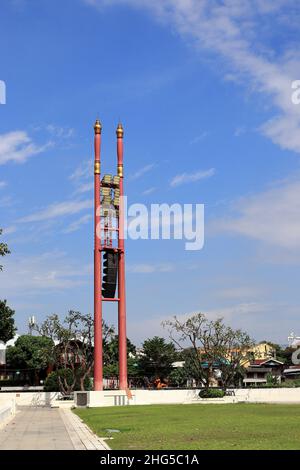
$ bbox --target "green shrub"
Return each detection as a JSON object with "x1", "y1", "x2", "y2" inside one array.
[
  {"x1": 44, "y1": 369, "x2": 92, "y2": 392},
  {"x1": 198, "y1": 388, "x2": 225, "y2": 399},
  {"x1": 261, "y1": 383, "x2": 281, "y2": 388},
  {"x1": 44, "y1": 371, "x2": 69, "y2": 392},
  {"x1": 248, "y1": 381, "x2": 300, "y2": 389},
  {"x1": 280, "y1": 380, "x2": 300, "y2": 388}
]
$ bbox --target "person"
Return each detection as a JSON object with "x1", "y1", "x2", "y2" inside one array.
[{"x1": 154, "y1": 378, "x2": 167, "y2": 389}]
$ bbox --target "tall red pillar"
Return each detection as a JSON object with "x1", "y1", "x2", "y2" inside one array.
[
  {"x1": 117, "y1": 123, "x2": 128, "y2": 390},
  {"x1": 94, "y1": 119, "x2": 103, "y2": 391}
]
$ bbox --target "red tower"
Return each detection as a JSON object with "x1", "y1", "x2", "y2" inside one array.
[{"x1": 93, "y1": 120, "x2": 128, "y2": 391}]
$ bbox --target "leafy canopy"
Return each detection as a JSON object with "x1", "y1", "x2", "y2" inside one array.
[
  {"x1": 0, "y1": 228, "x2": 10, "y2": 271},
  {"x1": 0, "y1": 299, "x2": 16, "y2": 344},
  {"x1": 138, "y1": 336, "x2": 177, "y2": 380},
  {"x1": 6, "y1": 335, "x2": 54, "y2": 370}
]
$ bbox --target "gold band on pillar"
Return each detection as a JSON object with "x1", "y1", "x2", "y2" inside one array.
[
  {"x1": 116, "y1": 123, "x2": 124, "y2": 139},
  {"x1": 94, "y1": 120, "x2": 102, "y2": 135},
  {"x1": 118, "y1": 165, "x2": 123, "y2": 177},
  {"x1": 94, "y1": 162, "x2": 100, "y2": 174}
]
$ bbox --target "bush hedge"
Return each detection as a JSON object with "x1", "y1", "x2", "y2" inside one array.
[
  {"x1": 249, "y1": 380, "x2": 300, "y2": 389},
  {"x1": 198, "y1": 388, "x2": 225, "y2": 399}
]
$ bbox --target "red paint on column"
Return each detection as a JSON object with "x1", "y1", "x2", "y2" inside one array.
[
  {"x1": 117, "y1": 123, "x2": 128, "y2": 390},
  {"x1": 94, "y1": 120, "x2": 103, "y2": 391}
]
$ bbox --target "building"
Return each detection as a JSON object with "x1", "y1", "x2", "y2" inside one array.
[
  {"x1": 243, "y1": 358, "x2": 284, "y2": 387},
  {"x1": 283, "y1": 366, "x2": 300, "y2": 382},
  {"x1": 241, "y1": 342, "x2": 275, "y2": 368}
]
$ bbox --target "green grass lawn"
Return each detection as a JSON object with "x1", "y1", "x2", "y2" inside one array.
[{"x1": 74, "y1": 403, "x2": 300, "y2": 450}]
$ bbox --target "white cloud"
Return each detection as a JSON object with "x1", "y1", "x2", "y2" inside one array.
[
  {"x1": 234, "y1": 127, "x2": 246, "y2": 137},
  {"x1": 190, "y1": 131, "x2": 209, "y2": 145},
  {"x1": 160, "y1": 302, "x2": 269, "y2": 325},
  {"x1": 142, "y1": 187, "x2": 156, "y2": 195},
  {"x1": 74, "y1": 182, "x2": 94, "y2": 194},
  {"x1": 85, "y1": 0, "x2": 300, "y2": 154},
  {"x1": 2, "y1": 225, "x2": 17, "y2": 235},
  {"x1": 19, "y1": 199, "x2": 93, "y2": 223},
  {"x1": 63, "y1": 214, "x2": 92, "y2": 233},
  {"x1": 0, "y1": 131, "x2": 51, "y2": 165},
  {"x1": 129, "y1": 164, "x2": 155, "y2": 181},
  {"x1": 212, "y1": 178, "x2": 300, "y2": 249},
  {"x1": 261, "y1": 114, "x2": 300, "y2": 153},
  {"x1": 46, "y1": 124, "x2": 75, "y2": 139},
  {"x1": 0, "y1": 251, "x2": 91, "y2": 292},
  {"x1": 129, "y1": 299, "x2": 297, "y2": 344},
  {"x1": 70, "y1": 159, "x2": 93, "y2": 181},
  {"x1": 0, "y1": 196, "x2": 13, "y2": 208},
  {"x1": 128, "y1": 301, "x2": 272, "y2": 344},
  {"x1": 170, "y1": 168, "x2": 215, "y2": 187},
  {"x1": 216, "y1": 286, "x2": 264, "y2": 301},
  {"x1": 0, "y1": 181, "x2": 7, "y2": 189},
  {"x1": 70, "y1": 160, "x2": 94, "y2": 194},
  {"x1": 128, "y1": 263, "x2": 174, "y2": 274}
]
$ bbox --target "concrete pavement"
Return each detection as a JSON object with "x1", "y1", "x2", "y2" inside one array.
[{"x1": 0, "y1": 406, "x2": 109, "y2": 450}]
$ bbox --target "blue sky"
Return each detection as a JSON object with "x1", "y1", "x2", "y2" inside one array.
[{"x1": 1, "y1": 0, "x2": 300, "y2": 344}]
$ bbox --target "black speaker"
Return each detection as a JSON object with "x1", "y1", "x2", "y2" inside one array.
[{"x1": 102, "y1": 251, "x2": 118, "y2": 298}]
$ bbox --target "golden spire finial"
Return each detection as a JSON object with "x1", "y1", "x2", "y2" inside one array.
[
  {"x1": 116, "y1": 122, "x2": 124, "y2": 139},
  {"x1": 94, "y1": 119, "x2": 102, "y2": 135}
]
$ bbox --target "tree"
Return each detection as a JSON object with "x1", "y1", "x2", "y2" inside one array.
[
  {"x1": 138, "y1": 336, "x2": 177, "y2": 380},
  {"x1": 44, "y1": 369, "x2": 92, "y2": 392},
  {"x1": 6, "y1": 335, "x2": 54, "y2": 385},
  {"x1": 163, "y1": 313, "x2": 254, "y2": 390},
  {"x1": 37, "y1": 312, "x2": 114, "y2": 394},
  {"x1": 213, "y1": 323, "x2": 255, "y2": 389},
  {"x1": 37, "y1": 311, "x2": 96, "y2": 394},
  {"x1": 263, "y1": 341, "x2": 290, "y2": 365},
  {"x1": 0, "y1": 228, "x2": 10, "y2": 271},
  {"x1": 180, "y1": 347, "x2": 205, "y2": 386},
  {"x1": 163, "y1": 314, "x2": 211, "y2": 388},
  {"x1": 0, "y1": 299, "x2": 16, "y2": 343},
  {"x1": 266, "y1": 372, "x2": 279, "y2": 386},
  {"x1": 103, "y1": 335, "x2": 136, "y2": 377},
  {"x1": 168, "y1": 367, "x2": 188, "y2": 387},
  {"x1": 280, "y1": 347, "x2": 294, "y2": 366}
]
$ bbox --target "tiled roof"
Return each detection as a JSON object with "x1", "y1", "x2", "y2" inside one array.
[{"x1": 251, "y1": 358, "x2": 284, "y2": 366}]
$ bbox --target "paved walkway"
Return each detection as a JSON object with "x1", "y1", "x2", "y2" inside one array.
[{"x1": 0, "y1": 407, "x2": 109, "y2": 450}]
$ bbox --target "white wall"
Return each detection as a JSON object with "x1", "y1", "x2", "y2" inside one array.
[
  {"x1": 0, "y1": 399, "x2": 16, "y2": 426},
  {"x1": 83, "y1": 389, "x2": 203, "y2": 407},
  {"x1": 0, "y1": 392, "x2": 59, "y2": 407},
  {"x1": 2, "y1": 387, "x2": 300, "y2": 409},
  {"x1": 235, "y1": 388, "x2": 300, "y2": 403},
  {"x1": 75, "y1": 388, "x2": 300, "y2": 408}
]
